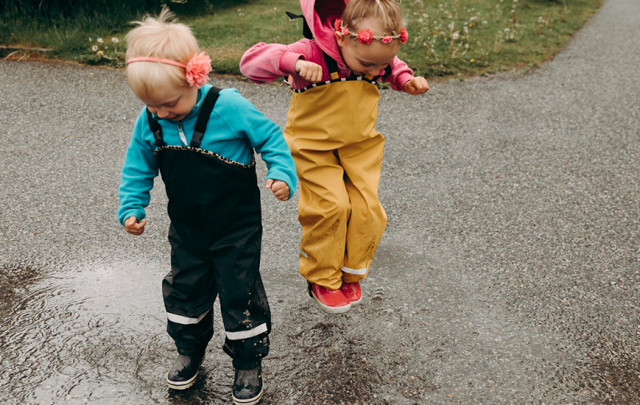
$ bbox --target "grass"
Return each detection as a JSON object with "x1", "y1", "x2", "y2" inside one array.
[
  {"x1": 0, "y1": 0, "x2": 604, "y2": 81},
  {"x1": 401, "y1": 0, "x2": 605, "y2": 78}
]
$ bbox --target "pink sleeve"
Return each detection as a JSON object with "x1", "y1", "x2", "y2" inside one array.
[
  {"x1": 240, "y1": 40, "x2": 314, "y2": 84},
  {"x1": 386, "y1": 56, "x2": 415, "y2": 92}
]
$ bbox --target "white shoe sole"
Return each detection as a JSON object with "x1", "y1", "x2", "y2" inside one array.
[
  {"x1": 166, "y1": 353, "x2": 205, "y2": 390},
  {"x1": 232, "y1": 386, "x2": 264, "y2": 405},
  {"x1": 311, "y1": 292, "x2": 352, "y2": 314},
  {"x1": 167, "y1": 372, "x2": 197, "y2": 390}
]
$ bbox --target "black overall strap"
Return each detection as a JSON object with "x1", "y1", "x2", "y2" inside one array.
[
  {"x1": 323, "y1": 52, "x2": 341, "y2": 78},
  {"x1": 191, "y1": 87, "x2": 221, "y2": 148},
  {"x1": 380, "y1": 65, "x2": 392, "y2": 80},
  {"x1": 285, "y1": 11, "x2": 313, "y2": 39},
  {"x1": 147, "y1": 109, "x2": 166, "y2": 147}
]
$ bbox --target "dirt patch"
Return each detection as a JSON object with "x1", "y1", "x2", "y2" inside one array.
[
  {"x1": 0, "y1": 261, "x2": 42, "y2": 320},
  {"x1": 584, "y1": 350, "x2": 640, "y2": 403}
]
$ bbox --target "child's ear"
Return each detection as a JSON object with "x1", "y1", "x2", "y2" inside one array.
[{"x1": 335, "y1": 31, "x2": 345, "y2": 47}]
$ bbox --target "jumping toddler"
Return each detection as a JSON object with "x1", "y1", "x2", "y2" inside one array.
[{"x1": 240, "y1": 0, "x2": 428, "y2": 314}]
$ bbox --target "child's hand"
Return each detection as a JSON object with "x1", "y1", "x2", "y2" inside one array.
[
  {"x1": 124, "y1": 216, "x2": 146, "y2": 236},
  {"x1": 295, "y1": 60, "x2": 324, "y2": 83},
  {"x1": 403, "y1": 77, "x2": 430, "y2": 95},
  {"x1": 265, "y1": 179, "x2": 290, "y2": 201}
]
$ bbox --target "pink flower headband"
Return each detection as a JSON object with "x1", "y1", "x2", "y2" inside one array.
[
  {"x1": 126, "y1": 51, "x2": 212, "y2": 89},
  {"x1": 334, "y1": 18, "x2": 408, "y2": 44}
]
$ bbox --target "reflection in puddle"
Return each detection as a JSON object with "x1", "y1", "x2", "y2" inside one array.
[{"x1": 0, "y1": 261, "x2": 234, "y2": 404}]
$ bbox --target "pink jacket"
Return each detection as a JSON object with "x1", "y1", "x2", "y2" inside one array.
[{"x1": 239, "y1": 0, "x2": 415, "y2": 91}]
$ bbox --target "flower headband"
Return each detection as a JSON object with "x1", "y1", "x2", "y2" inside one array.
[
  {"x1": 126, "y1": 51, "x2": 212, "y2": 89},
  {"x1": 334, "y1": 18, "x2": 408, "y2": 44}
]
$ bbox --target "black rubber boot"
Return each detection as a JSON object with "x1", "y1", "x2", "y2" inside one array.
[
  {"x1": 232, "y1": 364, "x2": 263, "y2": 405},
  {"x1": 166, "y1": 351, "x2": 205, "y2": 390}
]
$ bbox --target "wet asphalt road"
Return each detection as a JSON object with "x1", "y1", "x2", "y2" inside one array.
[{"x1": 1, "y1": 0, "x2": 639, "y2": 403}]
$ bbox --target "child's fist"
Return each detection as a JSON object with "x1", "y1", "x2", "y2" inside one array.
[
  {"x1": 403, "y1": 77, "x2": 429, "y2": 95},
  {"x1": 265, "y1": 179, "x2": 290, "y2": 201},
  {"x1": 295, "y1": 60, "x2": 324, "y2": 83},
  {"x1": 124, "y1": 216, "x2": 146, "y2": 235}
]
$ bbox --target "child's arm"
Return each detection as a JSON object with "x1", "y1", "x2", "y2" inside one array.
[
  {"x1": 240, "y1": 40, "x2": 316, "y2": 84},
  {"x1": 117, "y1": 112, "x2": 159, "y2": 230},
  {"x1": 386, "y1": 56, "x2": 429, "y2": 95}
]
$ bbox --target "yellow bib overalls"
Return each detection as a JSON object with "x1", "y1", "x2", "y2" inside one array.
[{"x1": 284, "y1": 55, "x2": 389, "y2": 290}]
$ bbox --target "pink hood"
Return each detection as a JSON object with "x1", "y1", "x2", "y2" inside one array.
[{"x1": 300, "y1": 0, "x2": 347, "y2": 63}]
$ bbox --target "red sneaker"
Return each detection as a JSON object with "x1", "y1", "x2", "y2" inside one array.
[
  {"x1": 340, "y1": 282, "x2": 362, "y2": 306},
  {"x1": 308, "y1": 283, "x2": 351, "y2": 314}
]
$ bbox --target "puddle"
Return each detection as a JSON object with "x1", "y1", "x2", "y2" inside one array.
[
  {"x1": 0, "y1": 260, "x2": 236, "y2": 404},
  {"x1": 0, "y1": 254, "x2": 438, "y2": 405}
]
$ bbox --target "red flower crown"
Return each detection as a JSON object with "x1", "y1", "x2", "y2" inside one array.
[{"x1": 334, "y1": 18, "x2": 408, "y2": 44}]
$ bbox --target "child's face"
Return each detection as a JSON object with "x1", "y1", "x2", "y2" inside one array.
[
  {"x1": 336, "y1": 17, "x2": 401, "y2": 76},
  {"x1": 139, "y1": 84, "x2": 198, "y2": 122}
]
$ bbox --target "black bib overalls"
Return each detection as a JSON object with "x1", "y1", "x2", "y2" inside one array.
[{"x1": 148, "y1": 88, "x2": 270, "y2": 369}]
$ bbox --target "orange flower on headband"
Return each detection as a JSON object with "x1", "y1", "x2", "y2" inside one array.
[
  {"x1": 185, "y1": 52, "x2": 212, "y2": 89},
  {"x1": 334, "y1": 19, "x2": 408, "y2": 44},
  {"x1": 126, "y1": 52, "x2": 212, "y2": 89}
]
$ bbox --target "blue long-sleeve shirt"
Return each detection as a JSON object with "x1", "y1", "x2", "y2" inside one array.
[{"x1": 118, "y1": 85, "x2": 297, "y2": 226}]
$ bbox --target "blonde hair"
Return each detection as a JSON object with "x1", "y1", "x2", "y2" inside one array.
[
  {"x1": 125, "y1": 8, "x2": 200, "y2": 99},
  {"x1": 342, "y1": 0, "x2": 404, "y2": 35}
]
